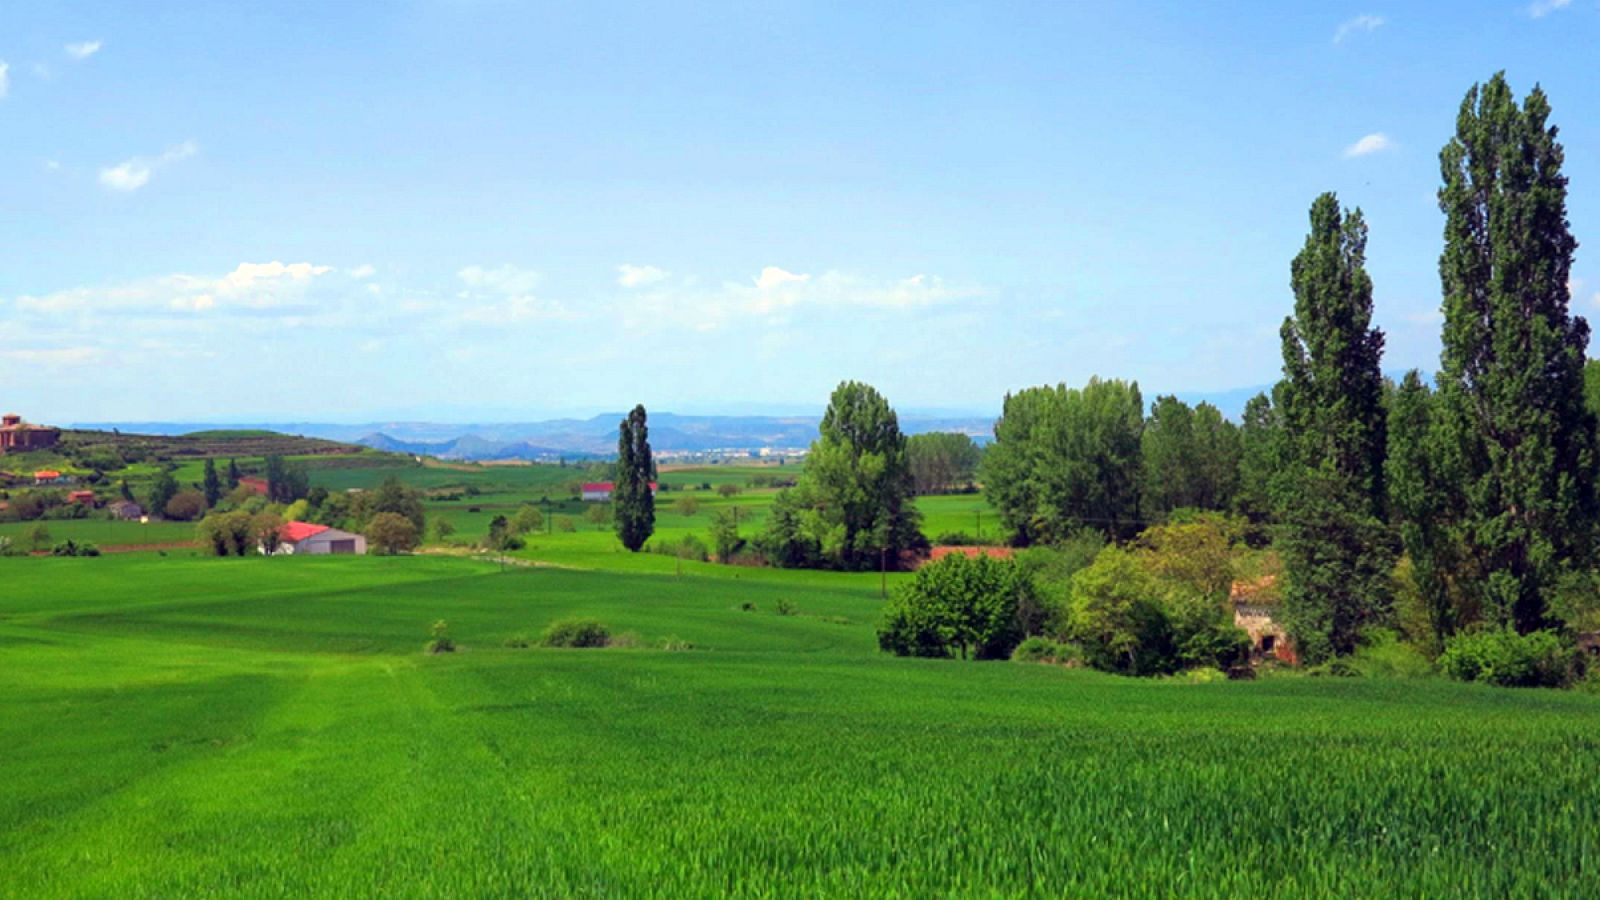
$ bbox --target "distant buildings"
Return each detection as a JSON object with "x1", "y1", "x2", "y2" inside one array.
[
  {"x1": 108, "y1": 500, "x2": 144, "y2": 521},
  {"x1": 237, "y1": 476, "x2": 270, "y2": 496},
  {"x1": 581, "y1": 481, "x2": 658, "y2": 502},
  {"x1": 33, "y1": 470, "x2": 68, "y2": 485},
  {"x1": 0, "y1": 414, "x2": 60, "y2": 454}
]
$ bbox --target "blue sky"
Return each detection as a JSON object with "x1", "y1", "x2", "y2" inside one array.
[{"x1": 2, "y1": 1, "x2": 1598, "y2": 422}]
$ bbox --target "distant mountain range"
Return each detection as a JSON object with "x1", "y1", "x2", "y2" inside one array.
[
  {"x1": 71, "y1": 412, "x2": 996, "y2": 461},
  {"x1": 72, "y1": 385, "x2": 1284, "y2": 462}
]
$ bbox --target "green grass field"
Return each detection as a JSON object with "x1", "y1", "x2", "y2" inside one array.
[{"x1": 3, "y1": 554, "x2": 1598, "y2": 896}]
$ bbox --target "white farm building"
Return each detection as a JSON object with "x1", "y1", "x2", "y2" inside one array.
[{"x1": 266, "y1": 521, "x2": 367, "y2": 555}]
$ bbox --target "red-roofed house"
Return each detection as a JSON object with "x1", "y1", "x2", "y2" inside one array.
[
  {"x1": 264, "y1": 520, "x2": 367, "y2": 556},
  {"x1": 581, "y1": 481, "x2": 658, "y2": 502},
  {"x1": 68, "y1": 490, "x2": 95, "y2": 505},
  {"x1": 237, "y1": 476, "x2": 269, "y2": 496},
  {"x1": 34, "y1": 470, "x2": 67, "y2": 485}
]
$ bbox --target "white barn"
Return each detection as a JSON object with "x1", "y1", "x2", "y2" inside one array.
[
  {"x1": 268, "y1": 521, "x2": 367, "y2": 555},
  {"x1": 581, "y1": 481, "x2": 658, "y2": 502}
]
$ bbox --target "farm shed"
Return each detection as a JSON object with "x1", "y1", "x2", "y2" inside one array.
[
  {"x1": 267, "y1": 521, "x2": 367, "y2": 556},
  {"x1": 108, "y1": 500, "x2": 144, "y2": 520},
  {"x1": 581, "y1": 481, "x2": 658, "y2": 502}
]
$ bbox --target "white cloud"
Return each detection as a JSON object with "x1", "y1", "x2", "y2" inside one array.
[
  {"x1": 348, "y1": 264, "x2": 378, "y2": 279},
  {"x1": 754, "y1": 266, "x2": 810, "y2": 292},
  {"x1": 1344, "y1": 133, "x2": 1394, "y2": 158},
  {"x1": 1333, "y1": 14, "x2": 1386, "y2": 44},
  {"x1": 0, "y1": 61, "x2": 10, "y2": 99},
  {"x1": 98, "y1": 141, "x2": 199, "y2": 192},
  {"x1": 617, "y1": 264, "x2": 669, "y2": 288},
  {"x1": 1, "y1": 347, "x2": 103, "y2": 366},
  {"x1": 457, "y1": 264, "x2": 540, "y2": 295},
  {"x1": 15, "y1": 260, "x2": 338, "y2": 319},
  {"x1": 454, "y1": 264, "x2": 572, "y2": 323},
  {"x1": 44, "y1": 159, "x2": 61, "y2": 172},
  {"x1": 65, "y1": 40, "x2": 102, "y2": 60},
  {"x1": 1529, "y1": 0, "x2": 1572, "y2": 17}
]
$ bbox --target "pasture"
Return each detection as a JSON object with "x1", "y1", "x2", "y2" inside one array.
[{"x1": 3, "y1": 554, "x2": 1599, "y2": 896}]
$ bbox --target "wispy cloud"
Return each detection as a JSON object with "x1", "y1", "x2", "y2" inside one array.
[
  {"x1": 348, "y1": 264, "x2": 378, "y2": 279},
  {"x1": 1343, "y1": 133, "x2": 1394, "y2": 158},
  {"x1": 0, "y1": 61, "x2": 10, "y2": 99},
  {"x1": 65, "y1": 40, "x2": 102, "y2": 60},
  {"x1": 1333, "y1": 14, "x2": 1386, "y2": 44},
  {"x1": 617, "y1": 264, "x2": 669, "y2": 288},
  {"x1": 454, "y1": 265, "x2": 572, "y2": 323},
  {"x1": 98, "y1": 141, "x2": 199, "y2": 192},
  {"x1": 1529, "y1": 0, "x2": 1572, "y2": 18}
]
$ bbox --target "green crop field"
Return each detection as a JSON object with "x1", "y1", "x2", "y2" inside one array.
[{"x1": 3, "y1": 554, "x2": 1598, "y2": 896}]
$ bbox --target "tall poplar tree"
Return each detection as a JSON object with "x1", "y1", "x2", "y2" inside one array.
[
  {"x1": 613, "y1": 404, "x2": 656, "y2": 552},
  {"x1": 1275, "y1": 193, "x2": 1393, "y2": 661},
  {"x1": 1428, "y1": 73, "x2": 1596, "y2": 633}
]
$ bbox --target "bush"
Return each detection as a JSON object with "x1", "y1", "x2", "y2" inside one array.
[
  {"x1": 651, "y1": 534, "x2": 708, "y2": 562},
  {"x1": 367, "y1": 511, "x2": 421, "y2": 555},
  {"x1": 540, "y1": 618, "x2": 611, "y2": 648},
  {"x1": 1439, "y1": 627, "x2": 1580, "y2": 688},
  {"x1": 426, "y1": 620, "x2": 456, "y2": 654},
  {"x1": 49, "y1": 540, "x2": 100, "y2": 557},
  {"x1": 163, "y1": 490, "x2": 208, "y2": 522},
  {"x1": 1011, "y1": 636, "x2": 1074, "y2": 664},
  {"x1": 878, "y1": 553, "x2": 1035, "y2": 660},
  {"x1": 775, "y1": 598, "x2": 796, "y2": 616},
  {"x1": 503, "y1": 634, "x2": 531, "y2": 649}
]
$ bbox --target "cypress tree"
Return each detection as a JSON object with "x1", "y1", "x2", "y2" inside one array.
[
  {"x1": 613, "y1": 405, "x2": 655, "y2": 552},
  {"x1": 203, "y1": 458, "x2": 221, "y2": 508},
  {"x1": 1430, "y1": 73, "x2": 1596, "y2": 633},
  {"x1": 1275, "y1": 193, "x2": 1393, "y2": 661}
]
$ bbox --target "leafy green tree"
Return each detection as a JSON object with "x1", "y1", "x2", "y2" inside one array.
[
  {"x1": 366, "y1": 512, "x2": 420, "y2": 555},
  {"x1": 1386, "y1": 371, "x2": 1470, "y2": 651},
  {"x1": 906, "y1": 432, "x2": 983, "y2": 495},
  {"x1": 509, "y1": 505, "x2": 544, "y2": 536},
  {"x1": 982, "y1": 378, "x2": 1144, "y2": 544},
  {"x1": 147, "y1": 470, "x2": 180, "y2": 520},
  {"x1": 710, "y1": 509, "x2": 742, "y2": 562},
  {"x1": 252, "y1": 510, "x2": 285, "y2": 555},
  {"x1": 1067, "y1": 547, "x2": 1175, "y2": 676},
  {"x1": 368, "y1": 476, "x2": 426, "y2": 532},
  {"x1": 26, "y1": 523, "x2": 51, "y2": 553},
  {"x1": 225, "y1": 458, "x2": 240, "y2": 490},
  {"x1": 613, "y1": 404, "x2": 656, "y2": 552},
  {"x1": 775, "y1": 381, "x2": 925, "y2": 570},
  {"x1": 878, "y1": 553, "x2": 1035, "y2": 659},
  {"x1": 1274, "y1": 193, "x2": 1393, "y2": 661},
  {"x1": 163, "y1": 489, "x2": 207, "y2": 522},
  {"x1": 755, "y1": 488, "x2": 819, "y2": 568},
  {"x1": 263, "y1": 456, "x2": 310, "y2": 504},
  {"x1": 196, "y1": 511, "x2": 253, "y2": 556},
  {"x1": 203, "y1": 458, "x2": 221, "y2": 508},
  {"x1": 1426, "y1": 72, "x2": 1597, "y2": 633},
  {"x1": 431, "y1": 518, "x2": 456, "y2": 543},
  {"x1": 1233, "y1": 392, "x2": 1282, "y2": 526},
  {"x1": 1141, "y1": 396, "x2": 1240, "y2": 520}
]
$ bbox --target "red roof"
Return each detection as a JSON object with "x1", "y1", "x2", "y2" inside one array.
[
  {"x1": 582, "y1": 482, "x2": 658, "y2": 491},
  {"x1": 238, "y1": 476, "x2": 269, "y2": 494},
  {"x1": 68, "y1": 490, "x2": 95, "y2": 502},
  {"x1": 35, "y1": 470, "x2": 61, "y2": 479},
  {"x1": 280, "y1": 521, "x2": 330, "y2": 543}
]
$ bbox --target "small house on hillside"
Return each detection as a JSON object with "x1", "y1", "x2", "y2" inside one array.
[
  {"x1": 68, "y1": 490, "x2": 95, "y2": 505},
  {"x1": 265, "y1": 521, "x2": 366, "y2": 556},
  {"x1": 1231, "y1": 575, "x2": 1296, "y2": 664},
  {"x1": 0, "y1": 414, "x2": 60, "y2": 453},
  {"x1": 34, "y1": 470, "x2": 67, "y2": 485},
  {"x1": 581, "y1": 481, "x2": 658, "y2": 502},
  {"x1": 237, "y1": 476, "x2": 269, "y2": 496}
]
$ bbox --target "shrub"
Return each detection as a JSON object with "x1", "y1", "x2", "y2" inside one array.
[
  {"x1": 367, "y1": 511, "x2": 421, "y2": 555},
  {"x1": 1011, "y1": 636, "x2": 1073, "y2": 664},
  {"x1": 503, "y1": 634, "x2": 531, "y2": 649},
  {"x1": 163, "y1": 490, "x2": 208, "y2": 522},
  {"x1": 651, "y1": 534, "x2": 708, "y2": 562},
  {"x1": 739, "y1": 602, "x2": 756, "y2": 612},
  {"x1": 775, "y1": 598, "x2": 796, "y2": 616},
  {"x1": 1439, "y1": 627, "x2": 1580, "y2": 688},
  {"x1": 659, "y1": 637, "x2": 694, "y2": 652},
  {"x1": 717, "y1": 483, "x2": 742, "y2": 498},
  {"x1": 49, "y1": 540, "x2": 100, "y2": 557},
  {"x1": 426, "y1": 620, "x2": 456, "y2": 654},
  {"x1": 540, "y1": 618, "x2": 611, "y2": 648},
  {"x1": 878, "y1": 553, "x2": 1035, "y2": 660}
]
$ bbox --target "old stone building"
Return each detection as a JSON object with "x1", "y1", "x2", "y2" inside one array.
[
  {"x1": 1231, "y1": 575, "x2": 1297, "y2": 664},
  {"x1": 0, "y1": 414, "x2": 60, "y2": 454}
]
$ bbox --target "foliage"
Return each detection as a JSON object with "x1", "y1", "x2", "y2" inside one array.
[
  {"x1": 540, "y1": 618, "x2": 612, "y2": 648},
  {"x1": 146, "y1": 470, "x2": 180, "y2": 520},
  {"x1": 1141, "y1": 396, "x2": 1240, "y2": 520},
  {"x1": 509, "y1": 505, "x2": 544, "y2": 535},
  {"x1": 877, "y1": 553, "x2": 1036, "y2": 660},
  {"x1": 765, "y1": 382, "x2": 925, "y2": 570},
  {"x1": 1010, "y1": 636, "x2": 1075, "y2": 664},
  {"x1": 49, "y1": 539, "x2": 101, "y2": 557},
  {"x1": 651, "y1": 534, "x2": 709, "y2": 562},
  {"x1": 906, "y1": 432, "x2": 982, "y2": 495},
  {"x1": 673, "y1": 497, "x2": 701, "y2": 517},
  {"x1": 366, "y1": 512, "x2": 421, "y2": 555},
  {"x1": 431, "y1": 518, "x2": 456, "y2": 543},
  {"x1": 982, "y1": 378, "x2": 1144, "y2": 544},
  {"x1": 1274, "y1": 193, "x2": 1394, "y2": 662},
  {"x1": 709, "y1": 509, "x2": 742, "y2": 563},
  {"x1": 425, "y1": 619, "x2": 456, "y2": 654},
  {"x1": 263, "y1": 455, "x2": 311, "y2": 504},
  {"x1": 202, "y1": 458, "x2": 221, "y2": 508},
  {"x1": 366, "y1": 476, "x2": 426, "y2": 533},
  {"x1": 1439, "y1": 627, "x2": 1581, "y2": 688},
  {"x1": 253, "y1": 511, "x2": 286, "y2": 556},
  {"x1": 163, "y1": 489, "x2": 208, "y2": 522},
  {"x1": 1422, "y1": 72, "x2": 1597, "y2": 635},
  {"x1": 196, "y1": 510, "x2": 255, "y2": 556},
  {"x1": 1066, "y1": 547, "x2": 1176, "y2": 675},
  {"x1": 614, "y1": 405, "x2": 656, "y2": 552},
  {"x1": 716, "y1": 483, "x2": 742, "y2": 499}
]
